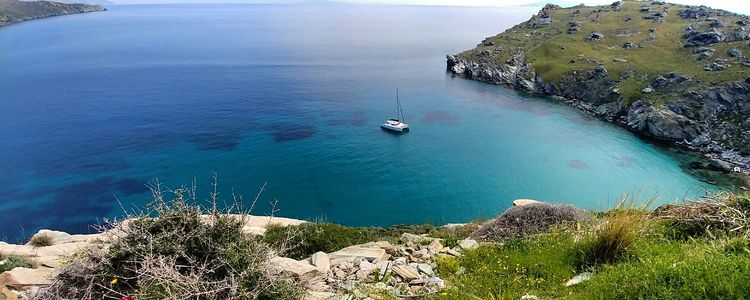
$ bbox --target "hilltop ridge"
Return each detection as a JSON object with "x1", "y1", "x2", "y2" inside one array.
[
  {"x1": 0, "y1": 0, "x2": 105, "y2": 27},
  {"x1": 448, "y1": 1, "x2": 750, "y2": 171}
]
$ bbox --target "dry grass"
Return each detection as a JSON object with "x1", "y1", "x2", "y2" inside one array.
[
  {"x1": 654, "y1": 192, "x2": 750, "y2": 238},
  {"x1": 28, "y1": 233, "x2": 54, "y2": 247},
  {"x1": 576, "y1": 194, "x2": 655, "y2": 268},
  {"x1": 470, "y1": 203, "x2": 588, "y2": 242}
]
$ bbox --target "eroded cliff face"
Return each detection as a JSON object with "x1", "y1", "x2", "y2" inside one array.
[{"x1": 446, "y1": 2, "x2": 750, "y2": 170}]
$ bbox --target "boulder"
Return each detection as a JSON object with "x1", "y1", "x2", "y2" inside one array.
[
  {"x1": 585, "y1": 32, "x2": 604, "y2": 41},
  {"x1": 684, "y1": 30, "x2": 723, "y2": 47},
  {"x1": 513, "y1": 199, "x2": 543, "y2": 206},
  {"x1": 427, "y1": 240, "x2": 443, "y2": 253},
  {"x1": 728, "y1": 48, "x2": 744, "y2": 58},
  {"x1": 0, "y1": 267, "x2": 53, "y2": 290},
  {"x1": 693, "y1": 47, "x2": 715, "y2": 60},
  {"x1": 652, "y1": 73, "x2": 691, "y2": 89},
  {"x1": 310, "y1": 252, "x2": 330, "y2": 273},
  {"x1": 458, "y1": 239, "x2": 479, "y2": 250},
  {"x1": 269, "y1": 257, "x2": 318, "y2": 278},
  {"x1": 391, "y1": 265, "x2": 420, "y2": 281},
  {"x1": 565, "y1": 272, "x2": 593, "y2": 287},
  {"x1": 328, "y1": 246, "x2": 386, "y2": 264},
  {"x1": 26, "y1": 230, "x2": 72, "y2": 246}
]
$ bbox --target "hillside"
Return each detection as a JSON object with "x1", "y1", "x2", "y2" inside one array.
[
  {"x1": 448, "y1": 1, "x2": 750, "y2": 171},
  {"x1": 0, "y1": 0, "x2": 105, "y2": 27}
]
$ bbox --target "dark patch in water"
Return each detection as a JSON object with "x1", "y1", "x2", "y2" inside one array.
[
  {"x1": 0, "y1": 177, "x2": 149, "y2": 243},
  {"x1": 567, "y1": 159, "x2": 588, "y2": 170},
  {"x1": 266, "y1": 124, "x2": 317, "y2": 143},
  {"x1": 421, "y1": 110, "x2": 458, "y2": 125}
]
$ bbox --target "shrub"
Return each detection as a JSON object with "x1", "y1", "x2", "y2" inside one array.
[
  {"x1": 34, "y1": 182, "x2": 305, "y2": 300},
  {"x1": 654, "y1": 192, "x2": 750, "y2": 239},
  {"x1": 28, "y1": 233, "x2": 54, "y2": 247},
  {"x1": 576, "y1": 210, "x2": 648, "y2": 268},
  {"x1": 470, "y1": 203, "x2": 588, "y2": 241},
  {"x1": 265, "y1": 223, "x2": 436, "y2": 260},
  {"x1": 0, "y1": 254, "x2": 35, "y2": 273}
]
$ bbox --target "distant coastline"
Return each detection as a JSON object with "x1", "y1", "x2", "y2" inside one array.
[{"x1": 0, "y1": 0, "x2": 105, "y2": 27}]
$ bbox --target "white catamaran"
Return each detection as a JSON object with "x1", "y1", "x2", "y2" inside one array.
[{"x1": 380, "y1": 89, "x2": 409, "y2": 132}]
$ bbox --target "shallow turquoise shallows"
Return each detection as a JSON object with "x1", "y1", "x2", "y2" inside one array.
[{"x1": 0, "y1": 4, "x2": 712, "y2": 242}]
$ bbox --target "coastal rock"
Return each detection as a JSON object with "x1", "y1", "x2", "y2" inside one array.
[
  {"x1": 269, "y1": 257, "x2": 319, "y2": 278},
  {"x1": 585, "y1": 32, "x2": 604, "y2": 41},
  {"x1": 0, "y1": 267, "x2": 53, "y2": 291},
  {"x1": 626, "y1": 101, "x2": 700, "y2": 142},
  {"x1": 653, "y1": 73, "x2": 690, "y2": 89},
  {"x1": 683, "y1": 30, "x2": 723, "y2": 47},
  {"x1": 310, "y1": 252, "x2": 331, "y2": 273},
  {"x1": 458, "y1": 239, "x2": 479, "y2": 250},
  {"x1": 329, "y1": 246, "x2": 386, "y2": 263},
  {"x1": 513, "y1": 199, "x2": 543, "y2": 206},
  {"x1": 391, "y1": 265, "x2": 420, "y2": 281},
  {"x1": 729, "y1": 48, "x2": 744, "y2": 58},
  {"x1": 565, "y1": 272, "x2": 593, "y2": 287}
]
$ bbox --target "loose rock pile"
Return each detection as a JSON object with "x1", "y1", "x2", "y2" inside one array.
[{"x1": 272, "y1": 233, "x2": 479, "y2": 299}]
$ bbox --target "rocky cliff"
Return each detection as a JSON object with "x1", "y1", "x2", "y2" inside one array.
[
  {"x1": 448, "y1": 1, "x2": 750, "y2": 171},
  {"x1": 0, "y1": 0, "x2": 105, "y2": 27}
]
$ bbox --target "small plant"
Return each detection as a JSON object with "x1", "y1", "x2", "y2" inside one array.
[
  {"x1": 577, "y1": 195, "x2": 654, "y2": 268},
  {"x1": 29, "y1": 233, "x2": 54, "y2": 247},
  {"x1": 0, "y1": 254, "x2": 35, "y2": 273}
]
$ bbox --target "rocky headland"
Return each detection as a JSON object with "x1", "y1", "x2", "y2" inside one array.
[
  {"x1": 447, "y1": 1, "x2": 750, "y2": 175},
  {"x1": 0, "y1": 0, "x2": 105, "y2": 27}
]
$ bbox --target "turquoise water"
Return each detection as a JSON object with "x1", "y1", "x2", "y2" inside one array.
[{"x1": 0, "y1": 4, "x2": 712, "y2": 242}]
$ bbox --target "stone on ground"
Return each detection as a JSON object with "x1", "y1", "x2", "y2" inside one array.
[
  {"x1": 269, "y1": 257, "x2": 318, "y2": 278},
  {"x1": 310, "y1": 252, "x2": 331, "y2": 273}
]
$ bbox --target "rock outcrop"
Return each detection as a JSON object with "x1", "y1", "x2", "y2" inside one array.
[
  {"x1": 0, "y1": 0, "x2": 105, "y2": 27},
  {"x1": 447, "y1": 1, "x2": 750, "y2": 172}
]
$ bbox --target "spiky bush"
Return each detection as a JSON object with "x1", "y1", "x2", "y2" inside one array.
[
  {"x1": 28, "y1": 233, "x2": 54, "y2": 247},
  {"x1": 470, "y1": 203, "x2": 588, "y2": 241},
  {"x1": 34, "y1": 182, "x2": 305, "y2": 300}
]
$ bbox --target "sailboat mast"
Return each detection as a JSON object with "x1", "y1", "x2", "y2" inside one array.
[{"x1": 396, "y1": 89, "x2": 405, "y2": 122}]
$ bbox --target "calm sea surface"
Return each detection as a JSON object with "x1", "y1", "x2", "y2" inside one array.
[{"x1": 0, "y1": 4, "x2": 712, "y2": 242}]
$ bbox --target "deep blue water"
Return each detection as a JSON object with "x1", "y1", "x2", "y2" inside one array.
[{"x1": 0, "y1": 4, "x2": 712, "y2": 242}]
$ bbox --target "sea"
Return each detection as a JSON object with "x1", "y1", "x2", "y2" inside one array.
[{"x1": 0, "y1": 4, "x2": 713, "y2": 242}]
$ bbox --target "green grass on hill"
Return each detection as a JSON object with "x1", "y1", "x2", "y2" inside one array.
[{"x1": 463, "y1": 1, "x2": 750, "y2": 106}]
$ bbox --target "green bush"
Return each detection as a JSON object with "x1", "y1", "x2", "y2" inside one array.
[
  {"x1": 0, "y1": 254, "x2": 35, "y2": 273},
  {"x1": 35, "y1": 185, "x2": 305, "y2": 300},
  {"x1": 265, "y1": 223, "x2": 435, "y2": 260}
]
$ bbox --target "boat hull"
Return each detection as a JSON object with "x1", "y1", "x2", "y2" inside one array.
[{"x1": 380, "y1": 123, "x2": 409, "y2": 132}]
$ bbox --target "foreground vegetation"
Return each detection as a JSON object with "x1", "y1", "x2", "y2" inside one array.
[
  {"x1": 7, "y1": 181, "x2": 749, "y2": 299},
  {"x1": 436, "y1": 193, "x2": 750, "y2": 299}
]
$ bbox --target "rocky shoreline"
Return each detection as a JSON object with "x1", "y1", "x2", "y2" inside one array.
[
  {"x1": 446, "y1": 54, "x2": 750, "y2": 176},
  {"x1": 0, "y1": 0, "x2": 106, "y2": 27},
  {"x1": 446, "y1": 2, "x2": 750, "y2": 177}
]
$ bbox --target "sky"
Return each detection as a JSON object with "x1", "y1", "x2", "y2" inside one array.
[{"x1": 109, "y1": 0, "x2": 750, "y2": 15}]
